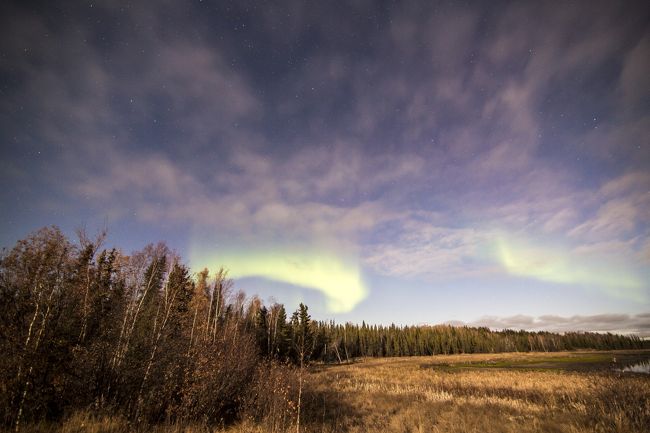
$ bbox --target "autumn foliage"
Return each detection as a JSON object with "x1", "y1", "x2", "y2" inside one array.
[{"x1": 0, "y1": 227, "x2": 299, "y2": 430}]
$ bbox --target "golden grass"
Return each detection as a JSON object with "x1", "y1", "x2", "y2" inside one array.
[
  {"x1": 10, "y1": 351, "x2": 650, "y2": 433},
  {"x1": 300, "y1": 351, "x2": 650, "y2": 433}
]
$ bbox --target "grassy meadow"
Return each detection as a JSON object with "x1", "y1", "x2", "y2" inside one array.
[
  {"x1": 13, "y1": 350, "x2": 650, "y2": 433},
  {"x1": 298, "y1": 350, "x2": 650, "y2": 433}
]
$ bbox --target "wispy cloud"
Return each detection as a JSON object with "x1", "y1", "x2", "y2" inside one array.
[
  {"x1": 1, "y1": 0, "x2": 648, "y2": 317},
  {"x1": 459, "y1": 313, "x2": 650, "y2": 338}
]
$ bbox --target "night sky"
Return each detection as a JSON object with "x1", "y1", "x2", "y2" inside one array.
[{"x1": 1, "y1": 1, "x2": 649, "y2": 335}]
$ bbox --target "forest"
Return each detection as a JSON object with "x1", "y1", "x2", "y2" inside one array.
[{"x1": 0, "y1": 227, "x2": 644, "y2": 430}]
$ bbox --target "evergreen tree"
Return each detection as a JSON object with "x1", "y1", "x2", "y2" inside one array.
[{"x1": 256, "y1": 305, "x2": 269, "y2": 356}]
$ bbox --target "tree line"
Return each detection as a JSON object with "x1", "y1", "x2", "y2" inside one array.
[
  {"x1": 302, "y1": 322, "x2": 642, "y2": 363},
  {"x1": 0, "y1": 227, "x2": 643, "y2": 429},
  {"x1": 254, "y1": 309, "x2": 643, "y2": 364}
]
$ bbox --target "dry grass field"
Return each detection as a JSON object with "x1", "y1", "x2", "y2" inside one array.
[
  {"x1": 12, "y1": 350, "x2": 650, "y2": 433},
  {"x1": 296, "y1": 350, "x2": 650, "y2": 433}
]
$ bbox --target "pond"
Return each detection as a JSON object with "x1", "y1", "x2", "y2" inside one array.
[{"x1": 618, "y1": 360, "x2": 650, "y2": 374}]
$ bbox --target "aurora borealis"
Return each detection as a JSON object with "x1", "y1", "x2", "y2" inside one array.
[
  {"x1": 1, "y1": 1, "x2": 648, "y2": 335},
  {"x1": 495, "y1": 234, "x2": 647, "y2": 302},
  {"x1": 191, "y1": 246, "x2": 368, "y2": 313}
]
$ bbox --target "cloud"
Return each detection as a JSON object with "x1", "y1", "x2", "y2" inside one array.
[
  {"x1": 569, "y1": 199, "x2": 640, "y2": 239},
  {"x1": 74, "y1": 144, "x2": 420, "y2": 241},
  {"x1": 2, "y1": 0, "x2": 648, "y2": 317},
  {"x1": 619, "y1": 32, "x2": 650, "y2": 109},
  {"x1": 464, "y1": 313, "x2": 650, "y2": 338},
  {"x1": 568, "y1": 171, "x2": 649, "y2": 246},
  {"x1": 364, "y1": 219, "x2": 496, "y2": 280}
]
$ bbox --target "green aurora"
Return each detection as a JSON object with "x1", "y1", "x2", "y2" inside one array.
[
  {"x1": 190, "y1": 247, "x2": 368, "y2": 313},
  {"x1": 495, "y1": 236, "x2": 647, "y2": 302}
]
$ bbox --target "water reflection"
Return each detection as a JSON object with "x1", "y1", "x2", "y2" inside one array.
[{"x1": 618, "y1": 360, "x2": 650, "y2": 374}]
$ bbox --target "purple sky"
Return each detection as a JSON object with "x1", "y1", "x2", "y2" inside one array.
[{"x1": 1, "y1": 1, "x2": 649, "y2": 335}]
